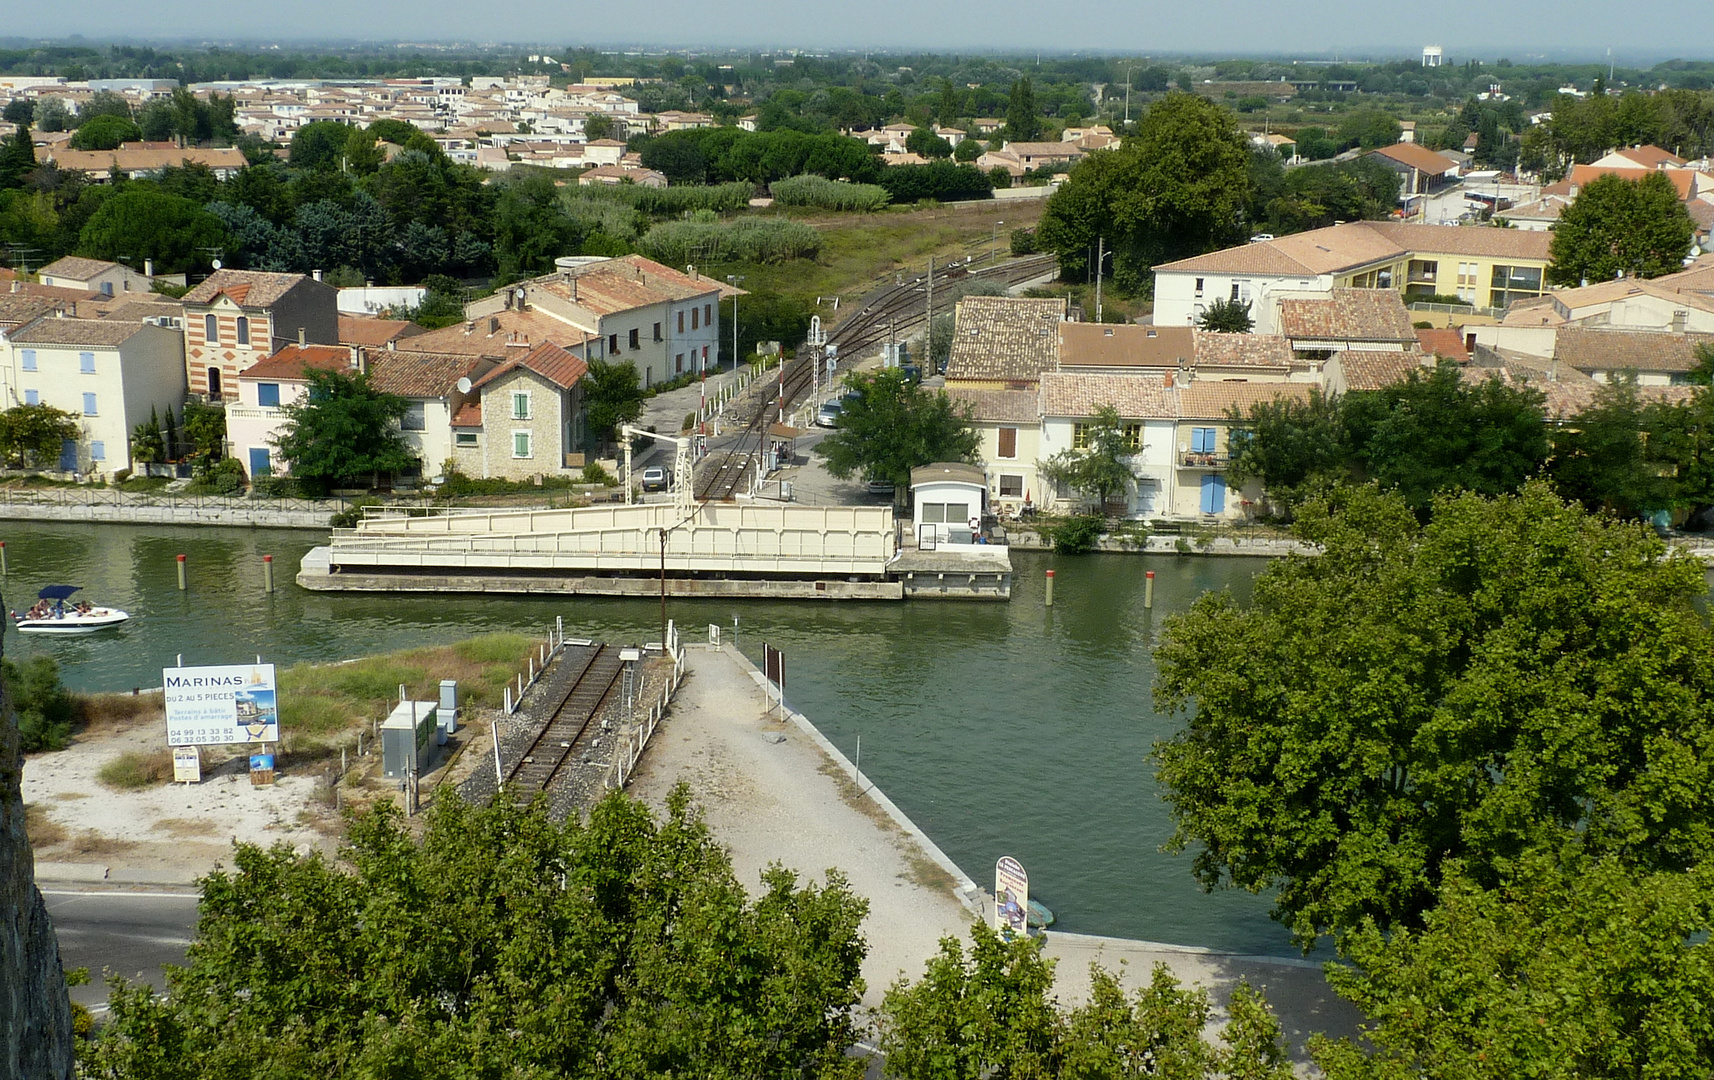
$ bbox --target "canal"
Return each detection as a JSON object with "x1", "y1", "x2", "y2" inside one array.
[{"x1": 4, "y1": 521, "x2": 1292, "y2": 955}]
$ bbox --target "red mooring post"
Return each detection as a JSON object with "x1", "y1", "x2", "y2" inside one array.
[{"x1": 1145, "y1": 570, "x2": 1155, "y2": 610}]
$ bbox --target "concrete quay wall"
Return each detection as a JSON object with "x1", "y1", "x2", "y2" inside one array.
[{"x1": 0, "y1": 497, "x2": 337, "y2": 530}]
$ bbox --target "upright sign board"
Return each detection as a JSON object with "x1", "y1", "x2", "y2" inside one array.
[
  {"x1": 995, "y1": 856, "x2": 1029, "y2": 938},
  {"x1": 163, "y1": 664, "x2": 280, "y2": 746}
]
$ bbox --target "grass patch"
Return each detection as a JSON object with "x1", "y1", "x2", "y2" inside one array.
[
  {"x1": 153, "y1": 817, "x2": 219, "y2": 838},
  {"x1": 65, "y1": 830, "x2": 137, "y2": 858},
  {"x1": 97, "y1": 750, "x2": 174, "y2": 790},
  {"x1": 76, "y1": 690, "x2": 163, "y2": 732},
  {"x1": 24, "y1": 804, "x2": 66, "y2": 847}
]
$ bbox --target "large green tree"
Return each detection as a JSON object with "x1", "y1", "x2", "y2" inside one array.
[
  {"x1": 1037, "y1": 93, "x2": 1251, "y2": 291},
  {"x1": 0, "y1": 403, "x2": 79, "y2": 468},
  {"x1": 87, "y1": 789, "x2": 870, "y2": 1080},
  {"x1": 1003, "y1": 78, "x2": 1041, "y2": 142},
  {"x1": 271, "y1": 368, "x2": 416, "y2": 489},
  {"x1": 77, "y1": 188, "x2": 229, "y2": 274},
  {"x1": 582, "y1": 358, "x2": 647, "y2": 450},
  {"x1": 1038, "y1": 403, "x2": 1136, "y2": 510},
  {"x1": 1548, "y1": 171, "x2": 1695, "y2": 285},
  {"x1": 67, "y1": 114, "x2": 141, "y2": 151},
  {"x1": 1224, "y1": 387, "x2": 1347, "y2": 513},
  {"x1": 1154, "y1": 481, "x2": 1714, "y2": 947},
  {"x1": 818, "y1": 368, "x2": 979, "y2": 490},
  {"x1": 0, "y1": 123, "x2": 36, "y2": 190}
]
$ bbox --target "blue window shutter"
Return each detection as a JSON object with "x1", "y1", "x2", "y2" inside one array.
[
  {"x1": 90, "y1": 441, "x2": 105, "y2": 461},
  {"x1": 1192, "y1": 427, "x2": 1215, "y2": 453},
  {"x1": 1201, "y1": 474, "x2": 1226, "y2": 514},
  {"x1": 20, "y1": 349, "x2": 35, "y2": 371},
  {"x1": 82, "y1": 392, "x2": 97, "y2": 415},
  {"x1": 80, "y1": 352, "x2": 95, "y2": 374},
  {"x1": 23, "y1": 390, "x2": 38, "y2": 405}
]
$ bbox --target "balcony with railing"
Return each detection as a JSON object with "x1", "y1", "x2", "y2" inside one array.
[{"x1": 1178, "y1": 450, "x2": 1229, "y2": 469}]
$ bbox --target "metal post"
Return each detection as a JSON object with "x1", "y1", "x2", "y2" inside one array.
[
  {"x1": 855, "y1": 734, "x2": 861, "y2": 792},
  {"x1": 1, "y1": 540, "x2": 7, "y2": 577},
  {"x1": 262, "y1": 554, "x2": 274, "y2": 593},
  {"x1": 1095, "y1": 236, "x2": 1104, "y2": 324},
  {"x1": 1045, "y1": 568, "x2": 1055, "y2": 607},
  {"x1": 176, "y1": 553, "x2": 187, "y2": 590},
  {"x1": 659, "y1": 527, "x2": 668, "y2": 649},
  {"x1": 492, "y1": 719, "x2": 503, "y2": 786},
  {"x1": 1144, "y1": 569, "x2": 1155, "y2": 609}
]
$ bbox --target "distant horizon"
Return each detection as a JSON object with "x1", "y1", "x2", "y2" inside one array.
[{"x1": 2, "y1": 0, "x2": 1712, "y2": 67}]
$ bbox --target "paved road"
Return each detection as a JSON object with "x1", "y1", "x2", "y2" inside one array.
[{"x1": 44, "y1": 888, "x2": 198, "y2": 1011}]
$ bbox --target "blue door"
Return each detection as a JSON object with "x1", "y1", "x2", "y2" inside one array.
[
  {"x1": 58, "y1": 439, "x2": 77, "y2": 472},
  {"x1": 249, "y1": 447, "x2": 271, "y2": 478},
  {"x1": 1200, "y1": 473, "x2": 1226, "y2": 514}
]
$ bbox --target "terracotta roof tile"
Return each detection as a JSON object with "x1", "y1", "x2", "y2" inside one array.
[
  {"x1": 1040, "y1": 373, "x2": 1177, "y2": 419},
  {"x1": 470, "y1": 342, "x2": 588, "y2": 392},
  {"x1": 1190, "y1": 331, "x2": 1294, "y2": 369},
  {"x1": 1415, "y1": 327, "x2": 1471, "y2": 362},
  {"x1": 7, "y1": 317, "x2": 148, "y2": 347},
  {"x1": 1057, "y1": 322, "x2": 1193, "y2": 368},
  {"x1": 0, "y1": 294, "x2": 62, "y2": 329},
  {"x1": 1279, "y1": 288, "x2": 1416, "y2": 342},
  {"x1": 406, "y1": 309, "x2": 588, "y2": 356},
  {"x1": 451, "y1": 402, "x2": 483, "y2": 428},
  {"x1": 339, "y1": 315, "x2": 422, "y2": 348},
  {"x1": 943, "y1": 387, "x2": 1039, "y2": 424},
  {"x1": 1154, "y1": 221, "x2": 1550, "y2": 276},
  {"x1": 366, "y1": 351, "x2": 484, "y2": 398},
  {"x1": 183, "y1": 269, "x2": 316, "y2": 309},
  {"x1": 1337, "y1": 350, "x2": 1430, "y2": 391},
  {"x1": 239, "y1": 345, "x2": 350, "y2": 381},
  {"x1": 1555, "y1": 327, "x2": 1714, "y2": 374},
  {"x1": 1177, "y1": 381, "x2": 1314, "y2": 420},
  {"x1": 36, "y1": 256, "x2": 122, "y2": 282},
  {"x1": 1368, "y1": 142, "x2": 1459, "y2": 175},
  {"x1": 945, "y1": 296, "x2": 1067, "y2": 382}
]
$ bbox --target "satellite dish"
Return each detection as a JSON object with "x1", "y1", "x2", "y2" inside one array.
[
  {"x1": 514, "y1": 287, "x2": 527, "y2": 303},
  {"x1": 455, "y1": 376, "x2": 472, "y2": 394},
  {"x1": 211, "y1": 258, "x2": 222, "y2": 270}
]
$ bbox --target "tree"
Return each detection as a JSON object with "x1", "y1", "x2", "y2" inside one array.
[
  {"x1": 289, "y1": 120, "x2": 357, "y2": 171},
  {"x1": 1038, "y1": 93, "x2": 1251, "y2": 291},
  {"x1": 68, "y1": 114, "x2": 141, "y2": 151},
  {"x1": 1333, "y1": 108, "x2": 1402, "y2": 152},
  {"x1": 818, "y1": 368, "x2": 979, "y2": 490},
  {"x1": 87, "y1": 789, "x2": 870, "y2": 1080},
  {"x1": 3, "y1": 653, "x2": 77, "y2": 753},
  {"x1": 0, "y1": 124, "x2": 36, "y2": 190},
  {"x1": 584, "y1": 113, "x2": 614, "y2": 141},
  {"x1": 1224, "y1": 388, "x2": 1347, "y2": 513},
  {"x1": 1343, "y1": 362, "x2": 1548, "y2": 516},
  {"x1": 1197, "y1": 297, "x2": 1253, "y2": 332},
  {"x1": 1153, "y1": 481, "x2": 1714, "y2": 947},
  {"x1": 1547, "y1": 375, "x2": 1676, "y2": 518},
  {"x1": 0, "y1": 403, "x2": 79, "y2": 467},
  {"x1": 272, "y1": 368, "x2": 415, "y2": 490},
  {"x1": 398, "y1": 274, "x2": 466, "y2": 329},
  {"x1": 77, "y1": 188, "x2": 229, "y2": 274},
  {"x1": 582, "y1": 358, "x2": 647, "y2": 450},
  {"x1": 1313, "y1": 853, "x2": 1714, "y2": 1080},
  {"x1": 178, "y1": 399, "x2": 224, "y2": 465},
  {"x1": 879, "y1": 920, "x2": 1291, "y2": 1080},
  {"x1": 2, "y1": 99, "x2": 33, "y2": 127},
  {"x1": 31, "y1": 98, "x2": 71, "y2": 133},
  {"x1": 905, "y1": 126, "x2": 953, "y2": 159},
  {"x1": 131, "y1": 407, "x2": 165, "y2": 466},
  {"x1": 1549, "y1": 171, "x2": 1696, "y2": 284},
  {"x1": 1038, "y1": 404, "x2": 1136, "y2": 510},
  {"x1": 1004, "y1": 78, "x2": 1042, "y2": 142},
  {"x1": 953, "y1": 138, "x2": 982, "y2": 163}
]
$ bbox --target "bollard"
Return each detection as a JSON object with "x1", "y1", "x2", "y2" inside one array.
[
  {"x1": 1044, "y1": 569, "x2": 1055, "y2": 607},
  {"x1": 1144, "y1": 570, "x2": 1155, "y2": 610},
  {"x1": 263, "y1": 554, "x2": 275, "y2": 593},
  {"x1": 176, "y1": 553, "x2": 187, "y2": 590},
  {"x1": 1, "y1": 540, "x2": 7, "y2": 577}
]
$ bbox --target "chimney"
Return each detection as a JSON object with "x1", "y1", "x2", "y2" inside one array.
[
  {"x1": 688, "y1": 264, "x2": 698, "y2": 279},
  {"x1": 356, "y1": 347, "x2": 367, "y2": 375},
  {"x1": 144, "y1": 258, "x2": 154, "y2": 278},
  {"x1": 386, "y1": 338, "x2": 395, "y2": 351},
  {"x1": 1164, "y1": 370, "x2": 1174, "y2": 388},
  {"x1": 490, "y1": 316, "x2": 501, "y2": 334},
  {"x1": 312, "y1": 269, "x2": 323, "y2": 283},
  {"x1": 298, "y1": 326, "x2": 306, "y2": 346}
]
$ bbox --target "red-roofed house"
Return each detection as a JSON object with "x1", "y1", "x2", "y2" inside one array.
[
  {"x1": 228, "y1": 345, "x2": 351, "y2": 479},
  {"x1": 450, "y1": 342, "x2": 590, "y2": 480},
  {"x1": 182, "y1": 270, "x2": 338, "y2": 400}
]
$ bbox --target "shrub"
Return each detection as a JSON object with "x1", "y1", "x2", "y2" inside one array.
[
  {"x1": 4, "y1": 654, "x2": 77, "y2": 753},
  {"x1": 1009, "y1": 227, "x2": 1037, "y2": 256},
  {"x1": 770, "y1": 174, "x2": 892, "y2": 212},
  {"x1": 329, "y1": 497, "x2": 381, "y2": 529},
  {"x1": 876, "y1": 161, "x2": 994, "y2": 203},
  {"x1": 1045, "y1": 514, "x2": 1104, "y2": 554},
  {"x1": 638, "y1": 217, "x2": 821, "y2": 265},
  {"x1": 98, "y1": 750, "x2": 173, "y2": 790},
  {"x1": 575, "y1": 180, "x2": 755, "y2": 216},
  {"x1": 581, "y1": 461, "x2": 617, "y2": 487},
  {"x1": 189, "y1": 456, "x2": 246, "y2": 495}
]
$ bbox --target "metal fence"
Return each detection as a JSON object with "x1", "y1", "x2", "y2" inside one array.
[{"x1": 0, "y1": 486, "x2": 346, "y2": 514}]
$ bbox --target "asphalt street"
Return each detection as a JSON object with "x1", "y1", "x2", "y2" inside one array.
[{"x1": 44, "y1": 888, "x2": 199, "y2": 1011}]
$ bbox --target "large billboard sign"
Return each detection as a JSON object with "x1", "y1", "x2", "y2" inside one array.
[{"x1": 164, "y1": 664, "x2": 279, "y2": 747}]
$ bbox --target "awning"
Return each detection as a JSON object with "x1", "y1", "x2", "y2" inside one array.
[
  {"x1": 767, "y1": 423, "x2": 806, "y2": 439},
  {"x1": 37, "y1": 585, "x2": 81, "y2": 600}
]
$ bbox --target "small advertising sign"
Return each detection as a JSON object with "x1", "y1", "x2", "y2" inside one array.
[
  {"x1": 995, "y1": 855, "x2": 1029, "y2": 938},
  {"x1": 163, "y1": 664, "x2": 279, "y2": 747},
  {"x1": 172, "y1": 746, "x2": 202, "y2": 784},
  {"x1": 249, "y1": 753, "x2": 276, "y2": 786}
]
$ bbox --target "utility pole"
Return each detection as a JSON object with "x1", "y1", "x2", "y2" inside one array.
[
  {"x1": 1095, "y1": 236, "x2": 1104, "y2": 324},
  {"x1": 925, "y1": 255, "x2": 933, "y2": 340}
]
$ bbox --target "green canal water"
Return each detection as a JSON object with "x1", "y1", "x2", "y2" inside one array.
[{"x1": 3, "y1": 521, "x2": 1292, "y2": 954}]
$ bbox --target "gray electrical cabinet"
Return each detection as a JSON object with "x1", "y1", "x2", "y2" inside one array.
[{"x1": 381, "y1": 700, "x2": 439, "y2": 779}]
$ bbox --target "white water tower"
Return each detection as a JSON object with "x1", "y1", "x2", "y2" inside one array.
[{"x1": 1423, "y1": 45, "x2": 1444, "y2": 68}]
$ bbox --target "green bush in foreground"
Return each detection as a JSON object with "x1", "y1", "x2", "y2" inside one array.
[
  {"x1": 4, "y1": 654, "x2": 77, "y2": 753},
  {"x1": 1043, "y1": 514, "x2": 1104, "y2": 554}
]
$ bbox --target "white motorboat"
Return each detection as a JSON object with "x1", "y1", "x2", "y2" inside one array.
[{"x1": 11, "y1": 585, "x2": 130, "y2": 635}]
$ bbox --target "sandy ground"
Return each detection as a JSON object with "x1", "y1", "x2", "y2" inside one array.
[
  {"x1": 629, "y1": 646, "x2": 1363, "y2": 1067},
  {"x1": 23, "y1": 716, "x2": 344, "y2": 881}
]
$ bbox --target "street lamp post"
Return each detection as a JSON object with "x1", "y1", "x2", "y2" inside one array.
[
  {"x1": 727, "y1": 274, "x2": 745, "y2": 371},
  {"x1": 992, "y1": 220, "x2": 1005, "y2": 261}
]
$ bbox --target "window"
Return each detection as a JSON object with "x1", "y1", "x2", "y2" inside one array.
[
  {"x1": 205, "y1": 314, "x2": 218, "y2": 343},
  {"x1": 401, "y1": 403, "x2": 426, "y2": 431},
  {"x1": 609, "y1": 333, "x2": 620, "y2": 354},
  {"x1": 20, "y1": 350, "x2": 35, "y2": 372},
  {"x1": 1072, "y1": 423, "x2": 1090, "y2": 449},
  {"x1": 257, "y1": 383, "x2": 281, "y2": 407},
  {"x1": 999, "y1": 474, "x2": 1024, "y2": 497},
  {"x1": 1191, "y1": 427, "x2": 1218, "y2": 454},
  {"x1": 79, "y1": 352, "x2": 95, "y2": 374},
  {"x1": 249, "y1": 448, "x2": 270, "y2": 478},
  {"x1": 207, "y1": 368, "x2": 222, "y2": 399},
  {"x1": 511, "y1": 391, "x2": 531, "y2": 420},
  {"x1": 23, "y1": 390, "x2": 38, "y2": 405},
  {"x1": 236, "y1": 316, "x2": 250, "y2": 346},
  {"x1": 90, "y1": 441, "x2": 105, "y2": 461},
  {"x1": 1194, "y1": 277, "x2": 1205, "y2": 296},
  {"x1": 691, "y1": 307, "x2": 699, "y2": 330},
  {"x1": 998, "y1": 426, "x2": 1017, "y2": 458},
  {"x1": 82, "y1": 392, "x2": 97, "y2": 415},
  {"x1": 675, "y1": 353, "x2": 684, "y2": 374},
  {"x1": 1123, "y1": 424, "x2": 1143, "y2": 451},
  {"x1": 678, "y1": 310, "x2": 685, "y2": 333},
  {"x1": 701, "y1": 345, "x2": 708, "y2": 367},
  {"x1": 704, "y1": 303, "x2": 712, "y2": 325},
  {"x1": 512, "y1": 431, "x2": 532, "y2": 459},
  {"x1": 100, "y1": 281, "x2": 113, "y2": 297},
  {"x1": 1230, "y1": 282, "x2": 1241, "y2": 302},
  {"x1": 1489, "y1": 264, "x2": 1544, "y2": 309},
  {"x1": 455, "y1": 432, "x2": 478, "y2": 448},
  {"x1": 653, "y1": 321, "x2": 662, "y2": 342},
  {"x1": 921, "y1": 502, "x2": 959, "y2": 524},
  {"x1": 629, "y1": 327, "x2": 639, "y2": 350}
]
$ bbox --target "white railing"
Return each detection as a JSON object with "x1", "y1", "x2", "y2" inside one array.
[{"x1": 502, "y1": 616, "x2": 572, "y2": 715}]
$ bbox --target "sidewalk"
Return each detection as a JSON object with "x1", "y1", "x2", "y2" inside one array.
[{"x1": 626, "y1": 647, "x2": 1362, "y2": 1063}]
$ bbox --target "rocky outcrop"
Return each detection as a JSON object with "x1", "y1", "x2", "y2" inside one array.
[{"x1": 0, "y1": 608, "x2": 73, "y2": 1080}]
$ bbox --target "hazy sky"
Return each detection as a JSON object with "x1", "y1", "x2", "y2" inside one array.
[{"x1": 10, "y1": 0, "x2": 1714, "y2": 61}]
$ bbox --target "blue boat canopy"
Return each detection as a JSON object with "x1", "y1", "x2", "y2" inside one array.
[{"x1": 37, "y1": 585, "x2": 81, "y2": 600}]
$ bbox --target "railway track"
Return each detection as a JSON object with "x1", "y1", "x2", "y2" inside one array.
[
  {"x1": 503, "y1": 644, "x2": 624, "y2": 800},
  {"x1": 694, "y1": 354, "x2": 817, "y2": 501}
]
